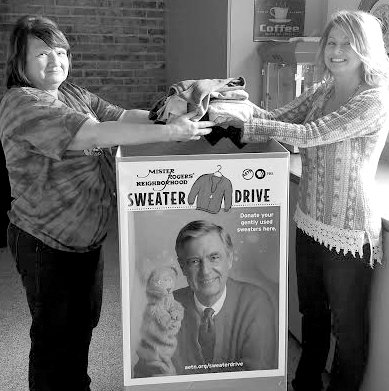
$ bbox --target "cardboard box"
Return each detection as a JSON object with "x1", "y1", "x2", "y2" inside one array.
[{"x1": 116, "y1": 138, "x2": 289, "y2": 390}]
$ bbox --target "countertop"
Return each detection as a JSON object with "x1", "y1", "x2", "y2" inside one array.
[{"x1": 289, "y1": 153, "x2": 389, "y2": 229}]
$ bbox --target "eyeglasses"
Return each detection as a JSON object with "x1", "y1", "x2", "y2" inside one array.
[{"x1": 184, "y1": 253, "x2": 224, "y2": 269}]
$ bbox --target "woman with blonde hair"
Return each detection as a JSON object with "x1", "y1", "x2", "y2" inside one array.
[{"x1": 236, "y1": 10, "x2": 389, "y2": 391}]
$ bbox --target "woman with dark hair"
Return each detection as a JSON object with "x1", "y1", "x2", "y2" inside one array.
[
  {"x1": 0, "y1": 15, "x2": 213, "y2": 391},
  {"x1": 235, "y1": 10, "x2": 389, "y2": 391}
]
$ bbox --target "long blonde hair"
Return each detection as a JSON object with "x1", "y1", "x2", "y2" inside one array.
[{"x1": 316, "y1": 10, "x2": 389, "y2": 87}]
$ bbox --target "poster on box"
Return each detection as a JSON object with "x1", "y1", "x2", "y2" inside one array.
[
  {"x1": 254, "y1": 0, "x2": 305, "y2": 41},
  {"x1": 116, "y1": 147, "x2": 288, "y2": 388}
]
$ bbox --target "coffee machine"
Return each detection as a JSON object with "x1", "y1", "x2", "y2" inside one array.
[{"x1": 260, "y1": 38, "x2": 321, "y2": 153}]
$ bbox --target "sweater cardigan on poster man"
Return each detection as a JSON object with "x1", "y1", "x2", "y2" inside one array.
[
  {"x1": 242, "y1": 79, "x2": 389, "y2": 266},
  {"x1": 171, "y1": 278, "x2": 277, "y2": 375}
]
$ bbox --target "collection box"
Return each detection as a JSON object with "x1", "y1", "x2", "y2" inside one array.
[{"x1": 116, "y1": 138, "x2": 289, "y2": 390}]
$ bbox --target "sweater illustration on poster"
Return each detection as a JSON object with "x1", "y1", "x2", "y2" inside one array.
[{"x1": 188, "y1": 165, "x2": 233, "y2": 214}]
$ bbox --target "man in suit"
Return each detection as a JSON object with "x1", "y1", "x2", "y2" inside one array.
[{"x1": 172, "y1": 220, "x2": 276, "y2": 375}]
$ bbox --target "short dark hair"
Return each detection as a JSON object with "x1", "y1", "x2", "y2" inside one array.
[
  {"x1": 5, "y1": 15, "x2": 71, "y2": 89},
  {"x1": 175, "y1": 220, "x2": 233, "y2": 267}
]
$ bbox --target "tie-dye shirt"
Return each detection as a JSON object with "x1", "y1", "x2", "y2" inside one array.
[{"x1": 0, "y1": 82, "x2": 124, "y2": 252}]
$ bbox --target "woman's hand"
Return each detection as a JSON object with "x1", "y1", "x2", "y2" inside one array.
[
  {"x1": 69, "y1": 111, "x2": 214, "y2": 150},
  {"x1": 167, "y1": 111, "x2": 214, "y2": 141}
]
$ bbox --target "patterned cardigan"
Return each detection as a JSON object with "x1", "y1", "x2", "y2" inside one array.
[{"x1": 242, "y1": 79, "x2": 389, "y2": 265}]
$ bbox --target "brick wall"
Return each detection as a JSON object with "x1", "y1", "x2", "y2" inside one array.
[{"x1": 0, "y1": 0, "x2": 166, "y2": 109}]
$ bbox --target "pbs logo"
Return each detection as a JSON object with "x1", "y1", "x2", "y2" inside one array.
[{"x1": 255, "y1": 169, "x2": 266, "y2": 179}]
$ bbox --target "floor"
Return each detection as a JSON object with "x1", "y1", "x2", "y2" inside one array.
[
  {"x1": 0, "y1": 216, "x2": 328, "y2": 390},
  {"x1": 287, "y1": 335, "x2": 301, "y2": 391}
]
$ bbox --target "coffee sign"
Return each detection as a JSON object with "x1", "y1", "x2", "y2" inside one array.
[{"x1": 254, "y1": 0, "x2": 305, "y2": 41}]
